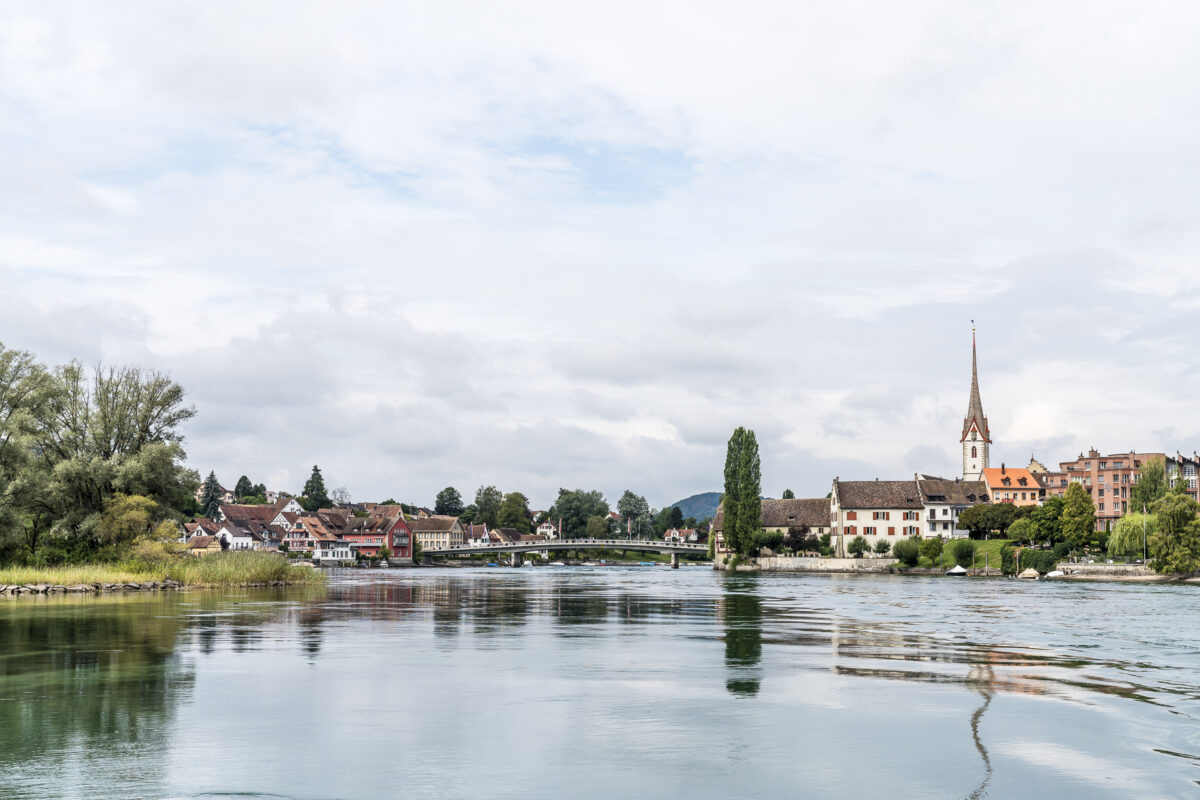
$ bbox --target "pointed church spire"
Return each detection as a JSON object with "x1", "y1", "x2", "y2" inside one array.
[{"x1": 960, "y1": 325, "x2": 990, "y2": 443}]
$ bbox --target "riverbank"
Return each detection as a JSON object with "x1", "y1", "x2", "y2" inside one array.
[{"x1": 0, "y1": 551, "x2": 325, "y2": 595}]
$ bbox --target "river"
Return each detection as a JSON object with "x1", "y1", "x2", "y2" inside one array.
[{"x1": 1, "y1": 566, "x2": 1197, "y2": 799}]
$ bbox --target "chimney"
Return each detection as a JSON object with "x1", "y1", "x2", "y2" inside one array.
[{"x1": 1001, "y1": 463, "x2": 1006, "y2": 474}]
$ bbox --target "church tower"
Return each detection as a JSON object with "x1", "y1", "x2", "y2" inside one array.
[{"x1": 961, "y1": 328, "x2": 990, "y2": 481}]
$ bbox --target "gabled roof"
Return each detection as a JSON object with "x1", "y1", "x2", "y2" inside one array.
[
  {"x1": 711, "y1": 498, "x2": 831, "y2": 532},
  {"x1": 982, "y1": 467, "x2": 1040, "y2": 491},
  {"x1": 835, "y1": 480, "x2": 922, "y2": 510},
  {"x1": 188, "y1": 535, "x2": 217, "y2": 549},
  {"x1": 917, "y1": 476, "x2": 991, "y2": 505},
  {"x1": 411, "y1": 515, "x2": 460, "y2": 532}
]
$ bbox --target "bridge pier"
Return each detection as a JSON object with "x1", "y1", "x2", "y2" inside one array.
[
  {"x1": 422, "y1": 553, "x2": 432, "y2": 566},
  {"x1": 671, "y1": 552, "x2": 679, "y2": 569},
  {"x1": 512, "y1": 552, "x2": 523, "y2": 567}
]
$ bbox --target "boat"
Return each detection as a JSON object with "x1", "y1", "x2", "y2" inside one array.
[
  {"x1": 522, "y1": 560, "x2": 534, "y2": 567},
  {"x1": 549, "y1": 561, "x2": 565, "y2": 566},
  {"x1": 945, "y1": 565, "x2": 968, "y2": 577},
  {"x1": 1045, "y1": 570, "x2": 1065, "y2": 578}
]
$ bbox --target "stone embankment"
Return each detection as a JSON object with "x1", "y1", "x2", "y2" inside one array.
[{"x1": 0, "y1": 579, "x2": 294, "y2": 596}]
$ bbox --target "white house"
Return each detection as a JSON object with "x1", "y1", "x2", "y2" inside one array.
[
  {"x1": 312, "y1": 539, "x2": 354, "y2": 565},
  {"x1": 536, "y1": 520, "x2": 558, "y2": 539},
  {"x1": 830, "y1": 479, "x2": 923, "y2": 556},
  {"x1": 916, "y1": 475, "x2": 989, "y2": 540}
]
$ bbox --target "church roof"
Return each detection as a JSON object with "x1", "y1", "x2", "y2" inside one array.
[{"x1": 960, "y1": 333, "x2": 990, "y2": 443}]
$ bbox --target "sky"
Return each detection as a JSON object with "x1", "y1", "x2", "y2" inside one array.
[{"x1": 4, "y1": 1, "x2": 1200, "y2": 511}]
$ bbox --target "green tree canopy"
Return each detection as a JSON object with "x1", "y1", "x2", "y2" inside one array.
[
  {"x1": 1109, "y1": 513, "x2": 1156, "y2": 560},
  {"x1": 722, "y1": 427, "x2": 761, "y2": 557},
  {"x1": 781, "y1": 488, "x2": 795, "y2": 499},
  {"x1": 497, "y1": 492, "x2": 532, "y2": 533},
  {"x1": 585, "y1": 515, "x2": 609, "y2": 539},
  {"x1": 474, "y1": 485, "x2": 503, "y2": 528},
  {"x1": 956, "y1": 504, "x2": 991, "y2": 539},
  {"x1": 435, "y1": 486, "x2": 464, "y2": 516},
  {"x1": 1130, "y1": 457, "x2": 1168, "y2": 512},
  {"x1": 550, "y1": 489, "x2": 609, "y2": 539},
  {"x1": 301, "y1": 465, "x2": 330, "y2": 511},
  {"x1": 617, "y1": 490, "x2": 652, "y2": 538},
  {"x1": 234, "y1": 476, "x2": 253, "y2": 501},
  {"x1": 200, "y1": 471, "x2": 223, "y2": 519},
  {"x1": 1061, "y1": 483, "x2": 1096, "y2": 552},
  {"x1": 847, "y1": 535, "x2": 869, "y2": 557},
  {"x1": 1029, "y1": 496, "x2": 1065, "y2": 545},
  {"x1": 1148, "y1": 493, "x2": 1200, "y2": 574}
]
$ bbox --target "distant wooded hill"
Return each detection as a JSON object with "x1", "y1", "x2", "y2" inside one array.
[{"x1": 664, "y1": 492, "x2": 720, "y2": 521}]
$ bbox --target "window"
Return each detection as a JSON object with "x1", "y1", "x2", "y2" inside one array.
[
  {"x1": 873, "y1": 511, "x2": 891, "y2": 520},
  {"x1": 1099, "y1": 503, "x2": 1105, "y2": 511},
  {"x1": 994, "y1": 493, "x2": 1001, "y2": 501},
  {"x1": 846, "y1": 511, "x2": 857, "y2": 521},
  {"x1": 942, "y1": 522, "x2": 949, "y2": 531},
  {"x1": 862, "y1": 526, "x2": 875, "y2": 535},
  {"x1": 971, "y1": 446, "x2": 977, "y2": 458},
  {"x1": 888, "y1": 527, "x2": 896, "y2": 536},
  {"x1": 1098, "y1": 488, "x2": 1104, "y2": 496},
  {"x1": 1099, "y1": 475, "x2": 1105, "y2": 484}
]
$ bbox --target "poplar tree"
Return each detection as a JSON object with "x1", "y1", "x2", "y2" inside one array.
[
  {"x1": 722, "y1": 427, "x2": 762, "y2": 557},
  {"x1": 1061, "y1": 482, "x2": 1096, "y2": 552}
]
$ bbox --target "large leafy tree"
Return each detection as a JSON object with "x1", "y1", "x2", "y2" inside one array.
[
  {"x1": 956, "y1": 504, "x2": 991, "y2": 539},
  {"x1": 1148, "y1": 493, "x2": 1200, "y2": 574},
  {"x1": 234, "y1": 475, "x2": 253, "y2": 501},
  {"x1": 1029, "y1": 496, "x2": 1065, "y2": 545},
  {"x1": 474, "y1": 485, "x2": 503, "y2": 528},
  {"x1": 1130, "y1": 457, "x2": 1169, "y2": 512},
  {"x1": 301, "y1": 465, "x2": 331, "y2": 511},
  {"x1": 722, "y1": 427, "x2": 761, "y2": 557},
  {"x1": 435, "y1": 486, "x2": 465, "y2": 516},
  {"x1": 497, "y1": 492, "x2": 532, "y2": 533},
  {"x1": 550, "y1": 488, "x2": 608, "y2": 539},
  {"x1": 1108, "y1": 513, "x2": 1157, "y2": 560},
  {"x1": 0, "y1": 351, "x2": 198, "y2": 560},
  {"x1": 617, "y1": 490, "x2": 651, "y2": 538},
  {"x1": 1061, "y1": 483, "x2": 1096, "y2": 552}
]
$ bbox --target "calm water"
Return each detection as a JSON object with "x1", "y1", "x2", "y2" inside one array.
[{"x1": 1, "y1": 567, "x2": 1198, "y2": 799}]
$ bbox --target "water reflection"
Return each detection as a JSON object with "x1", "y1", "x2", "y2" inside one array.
[
  {"x1": 721, "y1": 576, "x2": 763, "y2": 697},
  {"x1": 0, "y1": 569, "x2": 1196, "y2": 800}
]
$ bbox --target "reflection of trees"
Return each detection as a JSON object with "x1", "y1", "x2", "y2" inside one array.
[
  {"x1": 722, "y1": 577, "x2": 763, "y2": 697},
  {"x1": 0, "y1": 595, "x2": 193, "y2": 792}
]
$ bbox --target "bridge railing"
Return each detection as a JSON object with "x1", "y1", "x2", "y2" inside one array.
[{"x1": 424, "y1": 538, "x2": 707, "y2": 553}]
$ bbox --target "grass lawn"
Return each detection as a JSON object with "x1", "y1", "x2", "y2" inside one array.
[
  {"x1": 918, "y1": 538, "x2": 1014, "y2": 570},
  {"x1": 0, "y1": 551, "x2": 325, "y2": 587}
]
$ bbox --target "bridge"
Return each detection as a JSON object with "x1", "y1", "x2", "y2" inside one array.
[{"x1": 420, "y1": 538, "x2": 710, "y2": 568}]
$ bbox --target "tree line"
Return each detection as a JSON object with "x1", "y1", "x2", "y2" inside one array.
[{"x1": 0, "y1": 343, "x2": 199, "y2": 565}]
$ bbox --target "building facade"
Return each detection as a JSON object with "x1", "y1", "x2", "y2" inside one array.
[
  {"x1": 916, "y1": 475, "x2": 989, "y2": 538},
  {"x1": 830, "y1": 480, "x2": 923, "y2": 555},
  {"x1": 982, "y1": 465, "x2": 1043, "y2": 506},
  {"x1": 1045, "y1": 449, "x2": 1166, "y2": 530}
]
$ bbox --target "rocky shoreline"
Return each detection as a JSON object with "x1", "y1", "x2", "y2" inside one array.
[{"x1": 0, "y1": 579, "x2": 298, "y2": 595}]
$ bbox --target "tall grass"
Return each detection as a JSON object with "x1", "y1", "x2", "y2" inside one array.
[
  {"x1": 164, "y1": 551, "x2": 324, "y2": 586},
  {"x1": 0, "y1": 551, "x2": 324, "y2": 587}
]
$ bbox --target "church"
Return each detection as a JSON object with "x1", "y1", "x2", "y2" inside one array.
[{"x1": 960, "y1": 330, "x2": 990, "y2": 482}]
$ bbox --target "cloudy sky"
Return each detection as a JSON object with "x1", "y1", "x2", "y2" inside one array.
[{"x1": 4, "y1": 2, "x2": 1200, "y2": 510}]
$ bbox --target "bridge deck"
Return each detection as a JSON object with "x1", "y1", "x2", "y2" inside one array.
[{"x1": 422, "y1": 538, "x2": 708, "y2": 556}]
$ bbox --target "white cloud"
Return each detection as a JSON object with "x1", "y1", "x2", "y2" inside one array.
[{"x1": 5, "y1": 1, "x2": 1200, "y2": 508}]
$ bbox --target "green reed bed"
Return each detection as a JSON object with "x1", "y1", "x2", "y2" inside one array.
[{"x1": 0, "y1": 551, "x2": 324, "y2": 588}]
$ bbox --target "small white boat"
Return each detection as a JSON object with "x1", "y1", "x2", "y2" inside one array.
[
  {"x1": 549, "y1": 561, "x2": 565, "y2": 566},
  {"x1": 945, "y1": 565, "x2": 968, "y2": 577},
  {"x1": 1045, "y1": 570, "x2": 1065, "y2": 578}
]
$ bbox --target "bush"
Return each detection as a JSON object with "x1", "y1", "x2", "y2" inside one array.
[
  {"x1": 950, "y1": 539, "x2": 975, "y2": 568},
  {"x1": 920, "y1": 536, "x2": 944, "y2": 563},
  {"x1": 874, "y1": 539, "x2": 891, "y2": 555},
  {"x1": 847, "y1": 535, "x2": 869, "y2": 558},
  {"x1": 1000, "y1": 545, "x2": 1017, "y2": 576},
  {"x1": 893, "y1": 538, "x2": 920, "y2": 566},
  {"x1": 1018, "y1": 548, "x2": 1059, "y2": 574},
  {"x1": 753, "y1": 530, "x2": 786, "y2": 554}
]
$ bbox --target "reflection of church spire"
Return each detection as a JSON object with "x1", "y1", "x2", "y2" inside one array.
[{"x1": 961, "y1": 326, "x2": 990, "y2": 444}]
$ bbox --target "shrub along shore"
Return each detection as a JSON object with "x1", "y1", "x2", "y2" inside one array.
[{"x1": 0, "y1": 551, "x2": 325, "y2": 595}]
